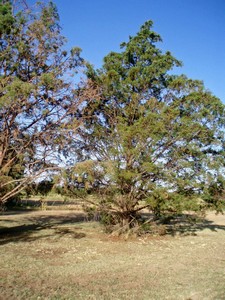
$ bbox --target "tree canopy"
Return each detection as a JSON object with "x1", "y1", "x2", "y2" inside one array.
[
  {"x1": 0, "y1": 1, "x2": 224, "y2": 233},
  {"x1": 0, "y1": 0, "x2": 87, "y2": 205},
  {"x1": 64, "y1": 21, "x2": 225, "y2": 231}
]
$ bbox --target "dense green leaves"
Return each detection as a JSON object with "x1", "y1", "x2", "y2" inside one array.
[
  {"x1": 0, "y1": 0, "x2": 14, "y2": 35},
  {"x1": 72, "y1": 21, "x2": 225, "y2": 230}
]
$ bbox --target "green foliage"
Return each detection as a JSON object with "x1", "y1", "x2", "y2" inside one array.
[
  {"x1": 1, "y1": 1, "x2": 224, "y2": 233},
  {"x1": 36, "y1": 180, "x2": 54, "y2": 196},
  {"x1": 75, "y1": 20, "x2": 225, "y2": 231},
  {"x1": 202, "y1": 176, "x2": 225, "y2": 212},
  {"x1": 0, "y1": 1, "x2": 85, "y2": 205},
  {"x1": 0, "y1": 0, "x2": 14, "y2": 35}
]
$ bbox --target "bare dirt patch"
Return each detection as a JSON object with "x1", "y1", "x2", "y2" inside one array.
[{"x1": 0, "y1": 210, "x2": 225, "y2": 299}]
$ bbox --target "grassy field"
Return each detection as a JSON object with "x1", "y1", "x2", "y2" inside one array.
[{"x1": 0, "y1": 209, "x2": 225, "y2": 300}]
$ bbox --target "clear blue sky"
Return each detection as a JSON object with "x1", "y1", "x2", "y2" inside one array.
[{"x1": 37, "y1": 0, "x2": 225, "y2": 102}]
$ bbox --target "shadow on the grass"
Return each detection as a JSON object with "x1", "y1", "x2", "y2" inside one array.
[
  {"x1": 0, "y1": 212, "x2": 86, "y2": 245},
  {"x1": 142, "y1": 213, "x2": 225, "y2": 236},
  {"x1": 168, "y1": 217, "x2": 225, "y2": 236},
  {"x1": 1, "y1": 211, "x2": 225, "y2": 245}
]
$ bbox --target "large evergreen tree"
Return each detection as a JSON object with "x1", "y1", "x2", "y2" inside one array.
[
  {"x1": 0, "y1": 0, "x2": 87, "y2": 205},
  {"x1": 68, "y1": 21, "x2": 225, "y2": 231}
]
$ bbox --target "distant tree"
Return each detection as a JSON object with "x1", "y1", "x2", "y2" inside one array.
[
  {"x1": 0, "y1": 0, "x2": 90, "y2": 206},
  {"x1": 202, "y1": 176, "x2": 225, "y2": 212},
  {"x1": 35, "y1": 179, "x2": 54, "y2": 196},
  {"x1": 68, "y1": 21, "x2": 225, "y2": 232}
]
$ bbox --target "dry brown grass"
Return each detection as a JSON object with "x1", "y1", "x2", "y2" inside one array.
[{"x1": 0, "y1": 210, "x2": 225, "y2": 300}]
